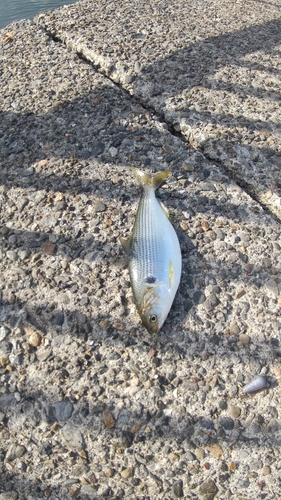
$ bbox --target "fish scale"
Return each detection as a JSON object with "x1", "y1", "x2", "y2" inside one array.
[
  {"x1": 121, "y1": 168, "x2": 182, "y2": 334},
  {"x1": 131, "y1": 189, "x2": 166, "y2": 301}
]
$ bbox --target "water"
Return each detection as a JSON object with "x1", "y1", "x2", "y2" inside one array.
[{"x1": 0, "y1": 0, "x2": 77, "y2": 30}]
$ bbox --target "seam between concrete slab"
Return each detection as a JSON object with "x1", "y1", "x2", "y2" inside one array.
[{"x1": 43, "y1": 28, "x2": 280, "y2": 224}]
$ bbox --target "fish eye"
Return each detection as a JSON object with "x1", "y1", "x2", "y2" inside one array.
[{"x1": 149, "y1": 314, "x2": 158, "y2": 324}]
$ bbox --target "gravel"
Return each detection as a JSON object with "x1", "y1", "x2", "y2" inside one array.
[
  {"x1": 1, "y1": 2, "x2": 281, "y2": 499},
  {"x1": 36, "y1": 0, "x2": 281, "y2": 220}
]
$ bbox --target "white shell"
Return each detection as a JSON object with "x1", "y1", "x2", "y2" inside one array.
[{"x1": 242, "y1": 375, "x2": 267, "y2": 394}]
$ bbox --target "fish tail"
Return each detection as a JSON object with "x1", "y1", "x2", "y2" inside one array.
[{"x1": 131, "y1": 168, "x2": 170, "y2": 190}]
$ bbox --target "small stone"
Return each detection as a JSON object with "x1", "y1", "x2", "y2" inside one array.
[
  {"x1": 61, "y1": 423, "x2": 84, "y2": 451},
  {"x1": 109, "y1": 146, "x2": 118, "y2": 157},
  {"x1": 120, "y1": 467, "x2": 133, "y2": 479},
  {"x1": 229, "y1": 320, "x2": 240, "y2": 335},
  {"x1": 87, "y1": 472, "x2": 97, "y2": 484},
  {"x1": 69, "y1": 485, "x2": 81, "y2": 498},
  {"x1": 104, "y1": 467, "x2": 115, "y2": 478},
  {"x1": 92, "y1": 140, "x2": 105, "y2": 156},
  {"x1": 265, "y1": 279, "x2": 279, "y2": 297},
  {"x1": 22, "y1": 167, "x2": 34, "y2": 176},
  {"x1": 248, "y1": 471, "x2": 258, "y2": 479},
  {"x1": 236, "y1": 289, "x2": 246, "y2": 299},
  {"x1": 193, "y1": 291, "x2": 206, "y2": 305},
  {"x1": 0, "y1": 326, "x2": 11, "y2": 342},
  {"x1": 41, "y1": 242, "x2": 57, "y2": 255},
  {"x1": 22, "y1": 401, "x2": 34, "y2": 415},
  {"x1": 102, "y1": 410, "x2": 115, "y2": 429},
  {"x1": 273, "y1": 366, "x2": 281, "y2": 379},
  {"x1": 148, "y1": 347, "x2": 157, "y2": 358},
  {"x1": 37, "y1": 349, "x2": 52, "y2": 361},
  {"x1": 201, "y1": 220, "x2": 209, "y2": 231},
  {"x1": 263, "y1": 465, "x2": 271, "y2": 475},
  {"x1": 186, "y1": 451, "x2": 196, "y2": 461},
  {"x1": 53, "y1": 401, "x2": 74, "y2": 421},
  {"x1": 125, "y1": 74, "x2": 134, "y2": 84},
  {"x1": 228, "y1": 462, "x2": 236, "y2": 471},
  {"x1": 131, "y1": 422, "x2": 143, "y2": 433},
  {"x1": 181, "y1": 161, "x2": 194, "y2": 172},
  {"x1": 204, "y1": 294, "x2": 220, "y2": 310},
  {"x1": 182, "y1": 380, "x2": 199, "y2": 392},
  {"x1": 130, "y1": 386, "x2": 141, "y2": 396},
  {"x1": 112, "y1": 322, "x2": 124, "y2": 330},
  {"x1": 7, "y1": 250, "x2": 17, "y2": 261},
  {"x1": 0, "y1": 225, "x2": 9, "y2": 235},
  {"x1": 18, "y1": 249, "x2": 30, "y2": 260},
  {"x1": 0, "y1": 356, "x2": 8, "y2": 367},
  {"x1": 249, "y1": 460, "x2": 263, "y2": 471},
  {"x1": 152, "y1": 385, "x2": 163, "y2": 398},
  {"x1": 24, "y1": 326, "x2": 42, "y2": 347},
  {"x1": 200, "y1": 182, "x2": 216, "y2": 192},
  {"x1": 173, "y1": 479, "x2": 184, "y2": 497},
  {"x1": 184, "y1": 299, "x2": 193, "y2": 312},
  {"x1": 17, "y1": 197, "x2": 29, "y2": 212},
  {"x1": 168, "y1": 452, "x2": 179, "y2": 462},
  {"x1": 94, "y1": 200, "x2": 106, "y2": 213},
  {"x1": 8, "y1": 293, "x2": 16, "y2": 303},
  {"x1": 6, "y1": 444, "x2": 26, "y2": 462},
  {"x1": 195, "y1": 448, "x2": 205, "y2": 460},
  {"x1": 220, "y1": 417, "x2": 235, "y2": 431},
  {"x1": 52, "y1": 312, "x2": 64, "y2": 326},
  {"x1": 238, "y1": 251, "x2": 248, "y2": 263},
  {"x1": 208, "y1": 443, "x2": 223, "y2": 458},
  {"x1": 239, "y1": 333, "x2": 250, "y2": 345},
  {"x1": 120, "y1": 430, "x2": 133, "y2": 448},
  {"x1": 229, "y1": 405, "x2": 241, "y2": 419},
  {"x1": 199, "y1": 479, "x2": 218, "y2": 499},
  {"x1": 134, "y1": 60, "x2": 141, "y2": 72},
  {"x1": 143, "y1": 379, "x2": 152, "y2": 390},
  {"x1": 180, "y1": 221, "x2": 188, "y2": 231},
  {"x1": 0, "y1": 492, "x2": 18, "y2": 500}
]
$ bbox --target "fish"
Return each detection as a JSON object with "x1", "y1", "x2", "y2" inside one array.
[{"x1": 121, "y1": 168, "x2": 182, "y2": 334}]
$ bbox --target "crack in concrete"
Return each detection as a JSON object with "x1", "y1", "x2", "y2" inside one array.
[{"x1": 45, "y1": 28, "x2": 280, "y2": 223}]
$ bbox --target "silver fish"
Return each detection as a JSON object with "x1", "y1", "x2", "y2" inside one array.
[{"x1": 121, "y1": 168, "x2": 182, "y2": 334}]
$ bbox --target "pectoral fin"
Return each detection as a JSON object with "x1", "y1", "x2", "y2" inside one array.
[
  {"x1": 120, "y1": 235, "x2": 132, "y2": 255},
  {"x1": 159, "y1": 200, "x2": 170, "y2": 218}
]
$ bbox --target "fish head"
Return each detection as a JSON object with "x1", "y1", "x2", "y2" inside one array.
[{"x1": 140, "y1": 284, "x2": 171, "y2": 334}]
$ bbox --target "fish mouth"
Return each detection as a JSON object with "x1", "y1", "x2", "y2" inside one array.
[{"x1": 147, "y1": 325, "x2": 159, "y2": 335}]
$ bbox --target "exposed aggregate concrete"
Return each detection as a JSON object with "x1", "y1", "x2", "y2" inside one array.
[
  {"x1": 36, "y1": 0, "x2": 281, "y2": 220},
  {"x1": 0, "y1": 2, "x2": 281, "y2": 499}
]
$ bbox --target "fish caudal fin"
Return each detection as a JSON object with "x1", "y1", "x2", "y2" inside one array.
[{"x1": 131, "y1": 168, "x2": 170, "y2": 191}]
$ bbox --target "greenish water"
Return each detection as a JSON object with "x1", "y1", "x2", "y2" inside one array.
[{"x1": 0, "y1": 0, "x2": 77, "y2": 30}]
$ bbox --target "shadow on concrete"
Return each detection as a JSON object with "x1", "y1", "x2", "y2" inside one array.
[{"x1": 1, "y1": 13, "x2": 281, "y2": 498}]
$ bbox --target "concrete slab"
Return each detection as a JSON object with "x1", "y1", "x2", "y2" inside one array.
[
  {"x1": 36, "y1": 0, "x2": 281, "y2": 219},
  {"x1": 0, "y1": 7, "x2": 281, "y2": 500}
]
